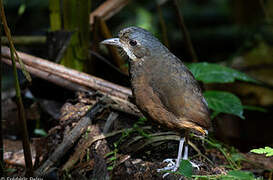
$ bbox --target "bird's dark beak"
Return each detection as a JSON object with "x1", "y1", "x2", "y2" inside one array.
[{"x1": 100, "y1": 38, "x2": 122, "y2": 47}]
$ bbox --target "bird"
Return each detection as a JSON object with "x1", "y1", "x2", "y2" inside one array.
[{"x1": 101, "y1": 26, "x2": 210, "y2": 174}]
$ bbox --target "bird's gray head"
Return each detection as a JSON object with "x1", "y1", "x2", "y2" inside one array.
[{"x1": 101, "y1": 26, "x2": 168, "y2": 62}]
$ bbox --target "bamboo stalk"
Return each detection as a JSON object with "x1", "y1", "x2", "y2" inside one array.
[{"x1": 49, "y1": 0, "x2": 62, "y2": 31}]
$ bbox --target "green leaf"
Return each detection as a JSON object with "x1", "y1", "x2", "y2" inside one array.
[
  {"x1": 204, "y1": 91, "x2": 244, "y2": 119},
  {"x1": 188, "y1": 62, "x2": 257, "y2": 84},
  {"x1": 135, "y1": 7, "x2": 155, "y2": 34},
  {"x1": 231, "y1": 153, "x2": 245, "y2": 162},
  {"x1": 105, "y1": 151, "x2": 115, "y2": 158},
  {"x1": 250, "y1": 146, "x2": 273, "y2": 157},
  {"x1": 5, "y1": 168, "x2": 17, "y2": 173},
  {"x1": 178, "y1": 160, "x2": 192, "y2": 178},
  {"x1": 109, "y1": 156, "x2": 117, "y2": 161},
  {"x1": 227, "y1": 170, "x2": 255, "y2": 180},
  {"x1": 18, "y1": 4, "x2": 26, "y2": 16},
  {"x1": 34, "y1": 129, "x2": 47, "y2": 136}
]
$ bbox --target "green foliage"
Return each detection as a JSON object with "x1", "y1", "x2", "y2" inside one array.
[
  {"x1": 18, "y1": 3, "x2": 26, "y2": 16},
  {"x1": 230, "y1": 152, "x2": 245, "y2": 167},
  {"x1": 178, "y1": 159, "x2": 193, "y2": 178},
  {"x1": 204, "y1": 91, "x2": 244, "y2": 119},
  {"x1": 192, "y1": 170, "x2": 259, "y2": 180},
  {"x1": 106, "y1": 117, "x2": 150, "y2": 171},
  {"x1": 224, "y1": 170, "x2": 255, "y2": 180},
  {"x1": 34, "y1": 129, "x2": 47, "y2": 137},
  {"x1": 188, "y1": 62, "x2": 257, "y2": 84},
  {"x1": 132, "y1": 117, "x2": 151, "y2": 138},
  {"x1": 135, "y1": 7, "x2": 156, "y2": 34},
  {"x1": 250, "y1": 146, "x2": 273, "y2": 157},
  {"x1": 106, "y1": 143, "x2": 118, "y2": 171},
  {"x1": 203, "y1": 137, "x2": 239, "y2": 169},
  {"x1": 186, "y1": 62, "x2": 264, "y2": 119}
]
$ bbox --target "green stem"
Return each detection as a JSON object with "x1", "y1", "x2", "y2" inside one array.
[
  {"x1": 203, "y1": 138, "x2": 239, "y2": 170},
  {"x1": 0, "y1": 0, "x2": 33, "y2": 176},
  {"x1": 10, "y1": 46, "x2": 33, "y2": 177},
  {"x1": 0, "y1": 16, "x2": 3, "y2": 176}
]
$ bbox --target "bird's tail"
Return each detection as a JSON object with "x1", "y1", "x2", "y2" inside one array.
[{"x1": 178, "y1": 118, "x2": 207, "y2": 135}]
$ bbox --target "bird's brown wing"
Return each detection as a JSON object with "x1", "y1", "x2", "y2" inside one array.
[
  {"x1": 132, "y1": 73, "x2": 210, "y2": 133},
  {"x1": 147, "y1": 57, "x2": 211, "y2": 130}
]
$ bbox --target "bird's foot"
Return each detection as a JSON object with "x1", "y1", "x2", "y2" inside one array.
[
  {"x1": 189, "y1": 160, "x2": 200, "y2": 170},
  {"x1": 157, "y1": 158, "x2": 177, "y2": 172},
  {"x1": 157, "y1": 158, "x2": 178, "y2": 178},
  {"x1": 157, "y1": 158, "x2": 200, "y2": 178}
]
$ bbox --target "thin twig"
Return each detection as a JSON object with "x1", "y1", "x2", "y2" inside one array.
[
  {"x1": 55, "y1": 32, "x2": 73, "y2": 63},
  {"x1": 173, "y1": 0, "x2": 198, "y2": 62},
  {"x1": 156, "y1": 4, "x2": 170, "y2": 48},
  {"x1": 89, "y1": 50, "x2": 126, "y2": 75},
  {"x1": 103, "y1": 112, "x2": 119, "y2": 133},
  {"x1": 89, "y1": 0, "x2": 129, "y2": 26},
  {"x1": 0, "y1": 15, "x2": 3, "y2": 176},
  {"x1": 99, "y1": 17, "x2": 128, "y2": 74},
  {"x1": 0, "y1": 0, "x2": 33, "y2": 176}
]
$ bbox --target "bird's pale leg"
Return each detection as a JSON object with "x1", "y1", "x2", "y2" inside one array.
[
  {"x1": 157, "y1": 136, "x2": 200, "y2": 176},
  {"x1": 182, "y1": 142, "x2": 188, "y2": 160},
  {"x1": 157, "y1": 137, "x2": 185, "y2": 174},
  {"x1": 183, "y1": 141, "x2": 200, "y2": 170},
  {"x1": 175, "y1": 137, "x2": 185, "y2": 170}
]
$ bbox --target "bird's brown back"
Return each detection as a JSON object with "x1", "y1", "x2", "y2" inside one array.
[{"x1": 129, "y1": 47, "x2": 210, "y2": 133}]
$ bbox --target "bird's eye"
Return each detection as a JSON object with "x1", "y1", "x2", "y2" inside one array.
[{"x1": 129, "y1": 40, "x2": 137, "y2": 46}]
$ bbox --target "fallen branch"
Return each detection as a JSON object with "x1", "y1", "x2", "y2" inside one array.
[
  {"x1": 1, "y1": 46, "x2": 131, "y2": 100},
  {"x1": 34, "y1": 101, "x2": 105, "y2": 176},
  {"x1": 1, "y1": 57, "x2": 90, "y2": 92}
]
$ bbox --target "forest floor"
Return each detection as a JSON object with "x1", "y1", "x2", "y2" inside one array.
[{"x1": 2, "y1": 90, "x2": 273, "y2": 180}]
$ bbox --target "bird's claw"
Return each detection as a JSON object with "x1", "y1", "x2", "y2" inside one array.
[
  {"x1": 157, "y1": 159, "x2": 176, "y2": 171},
  {"x1": 157, "y1": 158, "x2": 178, "y2": 178},
  {"x1": 190, "y1": 160, "x2": 200, "y2": 170},
  {"x1": 157, "y1": 158, "x2": 201, "y2": 178}
]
